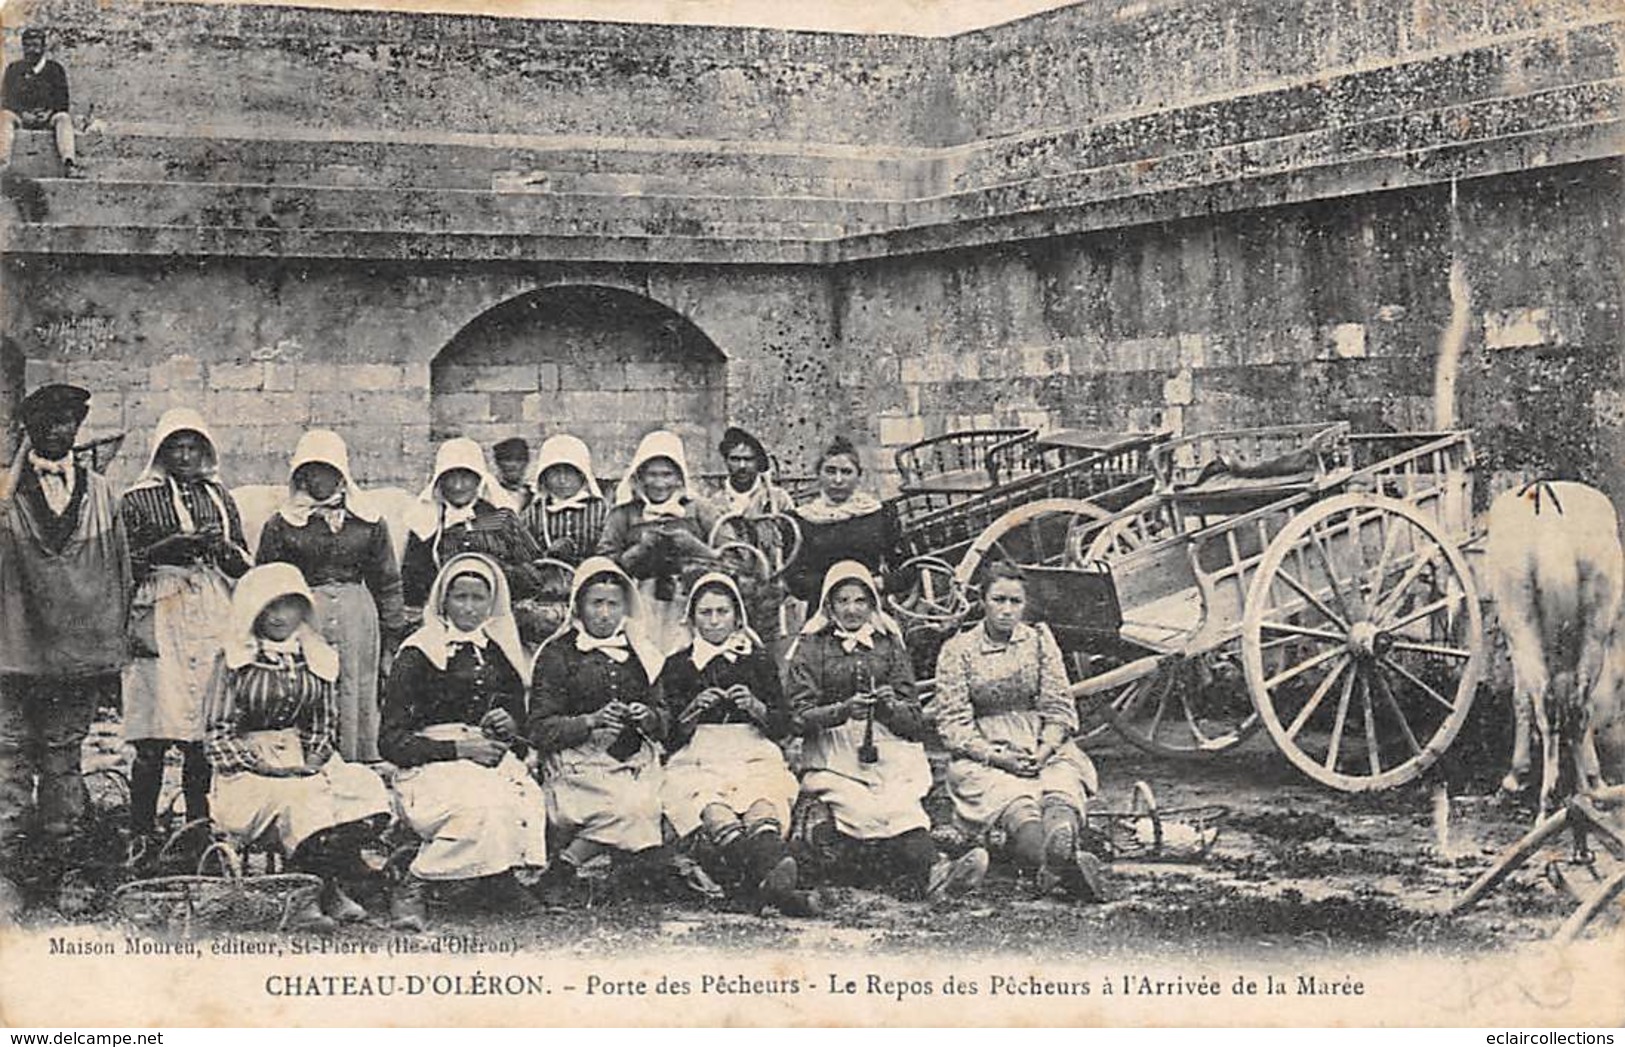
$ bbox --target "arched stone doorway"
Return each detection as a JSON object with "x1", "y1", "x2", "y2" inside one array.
[{"x1": 430, "y1": 285, "x2": 727, "y2": 479}]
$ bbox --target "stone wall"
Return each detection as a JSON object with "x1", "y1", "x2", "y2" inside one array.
[
  {"x1": 1, "y1": 0, "x2": 1620, "y2": 506},
  {"x1": 840, "y1": 159, "x2": 1625, "y2": 503},
  {"x1": 0, "y1": 256, "x2": 842, "y2": 492}
]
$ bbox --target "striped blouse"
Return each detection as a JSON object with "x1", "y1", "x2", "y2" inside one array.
[
  {"x1": 121, "y1": 478, "x2": 251, "y2": 583},
  {"x1": 520, "y1": 496, "x2": 608, "y2": 566},
  {"x1": 202, "y1": 652, "x2": 336, "y2": 776}
]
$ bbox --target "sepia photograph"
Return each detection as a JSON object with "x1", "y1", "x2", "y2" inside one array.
[{"x1": 0, "y1": 0, "x2": 1621, "y2": 1028}]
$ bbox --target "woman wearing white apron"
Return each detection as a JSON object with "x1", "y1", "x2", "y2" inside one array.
[
  {"x1": 787, "y1": 561, "x2": 988, "y2": 903},
  {"x1": 202, "y1": 562, "x2": 392, "y2": 930},
  {"x1": 529, "y1": 557, "x2": 682, "y2": 901},
  {"x1": 255, "y1": 430, "x2": 406, "y2": 764},
  {"x1": 658, "y1": 572, "x2": 817, "y2": 916},
  {"x1": 379, "y1": 553, "x2": 547, "y2": 930},
  {"x1": 594, "y1": 430, "x2": 722, "y2": 656},
  {"x1": 121, "y1": 408, "x2": 252, "y2": 847}
]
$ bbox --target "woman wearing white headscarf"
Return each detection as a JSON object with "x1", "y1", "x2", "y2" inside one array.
[
  {"x1": 255, "y1": 430, "x2": 405, "y2": 763},
  {"x1": 521, "y1": 434, "x2": 608, "y2": 565},
  {"x1": 400, "y1": 438, "x2": 544, "y2": 617},
  {"x1": 787, "y1": 561, "x2": 988, "y2": 903},
  {"x1": 528, "y1": 557, "x2": 671, "y2": 900},
  {"x1": 595, "y1": 430, "x2": 722, "y2": 655},
  {"x1": 202, "y1": 562, "x2": 392, "y2": 930},
  {"x1": 379, "y1": 552, "x2": 547, "y2": 930},
  {"x1": 121, "y1": 408, "x2": 252, "y2": 846},
  {"x1": 657, "y1": 572, "x2": 817, "y2": 915}
]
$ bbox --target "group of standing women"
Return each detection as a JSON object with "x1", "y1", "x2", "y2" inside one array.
[{"x1": 115, "y1": 407, "x2": 1107, "y2": 932}]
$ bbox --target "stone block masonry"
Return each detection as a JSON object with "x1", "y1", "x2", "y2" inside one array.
[{"x1": 0, "y1": 0, "x2": 1619, "y2": 507}]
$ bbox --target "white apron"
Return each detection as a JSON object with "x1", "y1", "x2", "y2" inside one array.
[
  {"x1": 543, "y1": 729, "x2": 664, "y2": 851},
  {"x1": 799, "y1": 719, "x2": 931, "y2": 840},
  {"x1": 660, "y1": 723, "x2": 798, "y2": 838},
  {"x1": 123, "y1": 564, "x2": 234, "y2": 741},
  {"x1": 210, "y1": 755, "x2": 389, "y2": 854},
  {"x1": 393, "y1": 724, "x2": 549, "y2": 880}
]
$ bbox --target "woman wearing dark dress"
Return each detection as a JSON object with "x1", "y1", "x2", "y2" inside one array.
[
  {"x1": 657, "y1": 572, "x2": 816, "y2": 916},
  {"x1": 528, "y1": 557, "x2": 669, "y2": 901},
  {"x1": 515, "y1": 434, "x2": 610, "y2": 646},
  {"x1": 400, "y1": 438, "x2": 545, "y2": 617},
  {"x1": 785, "y1": 435, "x2": 898, "y2": 606},
  {"x1": 595, "y1": 430, "x2": 722, "y2": 655},
  {"x1": 121, "y1": 408, "x2": 252, "y2": 846},
  {"x1": 379, "y1": 553, "x2": 548, "y2": 930},
  {"x1": 202, "y1": 562, "x2": 391, "y2": 931},
  {"x1": 255, "y1": 430, "x2": 405, "y2": 764},
  {"x1": 787, "y1": 561, "x2": 988, "y2": 903}
]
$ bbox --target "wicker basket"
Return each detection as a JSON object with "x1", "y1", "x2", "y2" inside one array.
[
  {"x1": 112, "y1": 872, "x2": 321, "y2": 935},
  {"x1": 1089, "y1": 781, "x2": 1229, "y2": 862}
]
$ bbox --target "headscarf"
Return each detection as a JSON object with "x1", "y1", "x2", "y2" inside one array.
[
  {"x1": 798, "y1": 434, "x2": 883, "y2": 523},
  {"x1": 278, "y1": 429, "x2": 381, "y2": 531},
  {"x1": 530, "y1": 434, "x2": 605, "y2": 512},
  {"x1": 398, "y1": 552, "x2": 527, "y2": 678},
  {"x1": 614, "y1": 430, "x2": 691, "y2": 518},
  {"x1": 684, "y1": 571, "x2": 762, "y2": 671},
  {"x1": 797, "y1": 560, "x2": 905, "y2": 654},
  {"x1": 125, "y1": 408, "x2": 246, "y2": 557},
  {"x1": 130, "y1": 407, "x2": 223, "y2": 488},
  {"x1": 222, "y1": 562, "x2": 339, "y2": 681},
  {"x1": 536, "y1": 555, "x2": 663, "y2": 681},
  {"x1": 407, "y1": 437, "x2": 517, "y2": 541}
]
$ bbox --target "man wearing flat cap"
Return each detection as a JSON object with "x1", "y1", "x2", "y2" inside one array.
[
  {"x1": 1, "y1": 28, "x2": 83, "y2": 177},
  {"x1": 0, "y1": 384, "x2": 131, "y2": 919}
]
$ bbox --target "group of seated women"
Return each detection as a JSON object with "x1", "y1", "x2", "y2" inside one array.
[{"x1": 133, "y1": 408, "x2": 1106, "y2": 933}]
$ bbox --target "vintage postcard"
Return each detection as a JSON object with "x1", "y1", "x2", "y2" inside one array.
[{"x1": 0, "y1": 0, "x2": 1622, "y2": 1028}]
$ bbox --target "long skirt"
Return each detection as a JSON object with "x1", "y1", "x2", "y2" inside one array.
[
  {"x1": 543, "y1": 732, "x2": 664, "y2": 851},
  {"x1": 799, "y1": 720, "x2": 931, "y2": 841},
  {"x1": 660, "y1": 724, "x2": 798, "y2": 838},
  {"x1": 311, "y1": 581, "x2": 381, "y2": 763},
  {"x1": 123, "y1": 564, "x2": 233, "y2": 742},
  {"x1": 944, "y1": 710, "x2": 1098, "y2": 831},
  {"x1": 394, "y1": 734, "x2": 549, "y2": 881},
  {"x1": 210, "y1": 755, "x2": 389, "y2": 854}
]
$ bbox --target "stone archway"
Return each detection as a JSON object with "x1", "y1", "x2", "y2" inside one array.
[{"x1": 430, "y1": 285, "x2": 727, "y2": 479}]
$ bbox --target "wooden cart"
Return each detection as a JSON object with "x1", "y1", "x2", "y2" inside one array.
[{"x1": 954, "y1": 422, "x2": 1484, "y2": 793}]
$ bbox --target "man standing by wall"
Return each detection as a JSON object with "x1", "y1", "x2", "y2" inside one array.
[
  {"x1": 1, "y1": 28, "x2": 82, "y2": 177},
  {"x1": 0, "y1": 385, "x2": 130, "y2": 920}
]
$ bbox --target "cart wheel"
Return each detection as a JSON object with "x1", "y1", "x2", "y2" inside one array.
[
  {"x1": 1241, "y1": 493, "x2": 1482, "y2": 792},
  {"x1": 1083, "y1": 495, "x2": 1164, "y2": 563},
  {"x1": 955, "y1": 498, "x2": 1117, "y2": 585},
  {"x1": 1106, "y1": 646, "x2": 1261, "y2": 757}
]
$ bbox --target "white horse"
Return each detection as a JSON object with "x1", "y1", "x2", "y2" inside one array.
[{"x1": 1486, "y1": 480, "x2": 1624, "y2": 818}]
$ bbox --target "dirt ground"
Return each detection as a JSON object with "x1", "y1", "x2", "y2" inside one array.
[{"x1": 26, "y1": 702, "x2": 1620, "y2": 960}]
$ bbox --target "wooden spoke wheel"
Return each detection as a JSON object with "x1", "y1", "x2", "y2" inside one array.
[
  {"x1": 956, "y1": 498, "x2": 1117, "y2": 586},
  {"x1": 1083, "y1": 495, "x2": 1165, "y2": 564},
  {"x1": 1106, "y1": 646, "x2": 1262, "y2": 757},
  {"x1": 1241, "y1": 493, "x2": 1482, "y2": 792}
]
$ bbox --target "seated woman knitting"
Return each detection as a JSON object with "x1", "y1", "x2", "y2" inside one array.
[
  {"x1": 786, "y1": 561, "x2": 989, "y2": 904},
  {"x1": 379, "y1": 553, "x2": 549, "y2": 931},
  {"x1": 658, "y1": 572, "x2": 819, "y2": 916}
]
